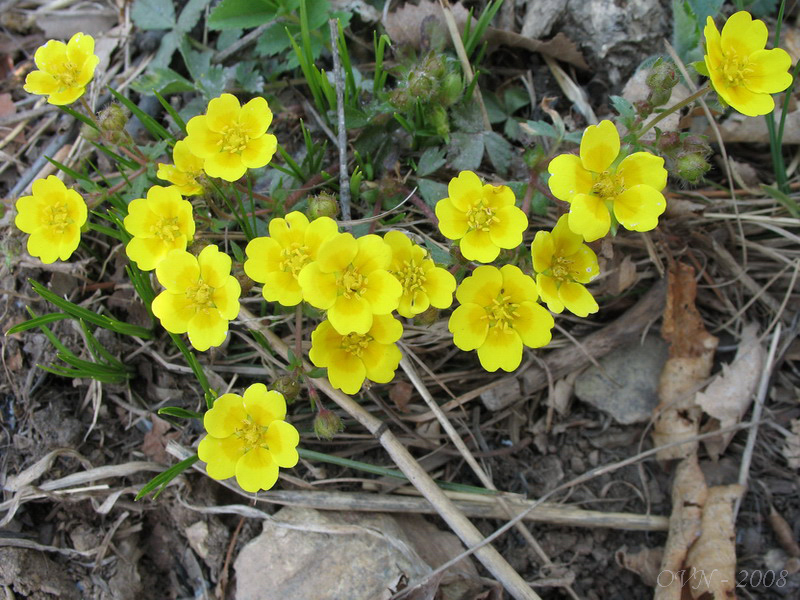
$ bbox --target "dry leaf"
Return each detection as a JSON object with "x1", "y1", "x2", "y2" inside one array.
[
  {"x1": 390, "y1": 381, "x2": 414, "y2": 413},
  {"x1": 655, "y1": 456, "x2": 707, "y2": 600},
  {"x1": 486, "y1": 30, "x2": 587, "y2": 70},
  {"x1": 653, "y1": 262, "x2": 719, "y2": 461},
  {"x1": 607, "y1": 254, "x2": 637, "y2": 296},
  {"x1": 715, "y1": 109, "x2": 800, "y2": 144},
  {"x1": 781, "y1": 418, "x2": 800, "y2": 470},
  {"x1": 767, "y1": 505, "x2": 800, "y2": 558},
  {"x1": 685, "y1": 485, "x2": 744, "y2": 600},
  {"x1": 697, "y1": 323, "x2": 764, "y2": 459},
  {"x1": 141, "y1": 415, "x2": 177, "y2": 464},
  {"x1": 616, "y1": 546, "x2": 664, "y2": 587},
  {"x1": 0, "y1": 93, "x2": 15, "y2": 119}
]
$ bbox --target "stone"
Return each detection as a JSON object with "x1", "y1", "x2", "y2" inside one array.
[
  {"x1": 574, "y1": 335, "x2": 668, "y2": 424},
  {"x1": 480, "y1": 376, "x2": 521, "y2": 411}
]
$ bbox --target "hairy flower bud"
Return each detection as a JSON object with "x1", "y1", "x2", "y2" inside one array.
[
  {"x1": 646, "y1": 59, "x2": 679, "y2": 94},
  {"x1": 675, "y1": 152, "x2": 711, "y2": 184},
  {"x1": 439, "y1": 72, "x2": 463, "y2": 106},
  {"x1": 313, "y1": 408, "x2": 344, "y2": 440},
  {"x1": 98, "y1": 103, "x2": 130, "y2": 145},
  {"x1": 272, "y1": 374, "x2": 301, "y2": 404},
  {"x1": 429, "y1": 105, "x2": 449, "y2": 138},
  {"x1": 307, "y1": 193, "x2": 339, "y2": 220}
]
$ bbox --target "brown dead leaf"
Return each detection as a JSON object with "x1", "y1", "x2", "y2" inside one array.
[
  {"x1": 685, "y1": 485, "x2": 744, "y2": 600},
  {"x1": 390, "y1": 380, "x2": 414, "y2": 413},
  {"x1": 607, "y1": 254, "x2": 637, "y2": 296},
  {"x1": 485, "y1": 30, "x2": 588, "y2": 70},
  {"x1": 616, "y1": 546, "x2": 664, "y2": 587},
  {"x1": 0, "y1": 93, "x2": 15, "y2": 118},
  {"x1": 655, "y1": 456, "x2": 707, "y2": 600},
  {"x1": 697, "y1": 323, "x2": 764, "y2": 460},
  {"x1": 767, "y1": 505, "x2": 800, "y2": 558},
  {"x1": 141, "y1": 415, "x2": 178, "y2": 464},
  {"x1": 653, "y1": 262, "x2": 719, "y2": 461},
  {"x1": 781, "y1": 418, "x2": 800, "y2": 470}
]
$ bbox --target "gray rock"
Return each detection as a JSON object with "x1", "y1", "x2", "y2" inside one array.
[
  {"x1": 480, "y1": 376, "x2": 522, "y2": 411},
  {"x1": 574, "y1": 335, "x2": 668, "y2": 424}
]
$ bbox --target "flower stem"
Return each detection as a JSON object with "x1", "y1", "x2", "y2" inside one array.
[{"x1": 636, "y1": 84, "x2": 711, "y2": 140}]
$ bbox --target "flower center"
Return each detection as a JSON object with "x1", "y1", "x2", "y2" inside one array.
[
  {"x1": 341, "y1": 332, "x2": 371, "y2": 357},
  {"x1": 280, "y1": 242, "x2": 310, "y2": 276},
  {"x1": 721, "y1": 51, "x2": 751, "y2": 87},
  {"x1": 481, "y1": 294, "x2": 520, "y2": 331},
  {"x1": 592, "y1": 171, "x2": 624, "y2": 200},
  {"x1": 55, "y1": 62, "x2": 81, "y2": 88},
  {"x1": 45, "y1": 201, "x2": 73, "y2": 233},
  {"x1": 234, "y1": 418, "x2": 268, "y2": 451},
  {"x1": 152, "y1": 216, "x2": 181, "y2": 243},
  {"x1": 185, "y1": 281, "x2": 215, "y2": 310},
  {"x1": 338, "y1": 267, "x2": 366, "y2": 299},
  {"x1": 550, "y1": 256, "x2": 571, "y2": 282},
  {"x1": 394, "y1": 259, "x2": 427, "y2": 295},
  {"x1": 466, "y1": 202, "x2": 497, "y2": 232},
  {"x1": 218, "y1": 123, "x2": 249, "y2": 154}
]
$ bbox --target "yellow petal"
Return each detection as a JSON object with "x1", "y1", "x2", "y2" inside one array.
[
  {"x1": 746, "y1": 48, "x2": 793, "y2": 94},
  {"x1": 204, "y1": 151, "x2": 246, "y2": 181},
  {"x1": 298, "y1": 263, "x2": 338, "y2": 309},
  {"x1": 580, "y1": 120, "x2": 619, "y2": 173},
  {"x1": 206, "y1": 93, "x2": 241, "y2": 132},
  {"x1": 309, "y1": 320, "x2": 341, "y2": 366},
  {"x1": 185, "y1": 115, "x2": 221, "y2": 158},
  {"x1": 500, "y1": 264, "x2": 538, "y2": 304},
  {"x1": 353, "y1": 234, "x2": 392, "y2": 273},
  {"x1": 531, "y1": 230, "x2": 554, "y2": 274},
  {"x1": 460, "y1": 229, "x2": 500, "y2": 263},
  {"x1": 241, "y1": 134, "x2": 277, "y2": 169},
  {"x1": 477, "y1": 327, "x2": 522, "y2": 372},
  {"x1": 66, "y1": 32, "x2": 95, "y2": 67},
  {"x1": 617, "y1": 152, "x2": 667, "y2": 191},
  {"x1": 567, "y1": 245, "x2": 600, "y2": 284},
  {"x1": 204, "y1": 393, "x2": 247, "y2": 437},
  {"x1": 243, "y1": 383, "x2": 286, "y2": 425},
  {"x1": 721, "y1": 11, "x2": 767, "y2": 58},
  {"x1": 326, "y1": 349, "x2": 367, "y2": 394},
  {"x1": 720, "y1": 82, "x2": 774, "y2": 116},
  {"x1": 704, "y1": 16, "x2": 723, "y2": 69},
  {"x1": 317, "y1": 233, "x2": 358, "y2": 273},
  {"x1": 449, "y1": 303, "x2": 488, "y2": 350},
  {"x1": 211, "y1": 277, "x2": 241, "y2": 320},
  {"x1": 547, "y1": 154, "x2": 593, "y2": 202},
  {"x1": 173, "y1": 139, "x2": 204, "y2": 172},
  {"x1": 126, "y1": 235, "x2": 174, "y2": 271},
  {"x1": 305, "y1": 216, "x2": 339, "y2": 257},
  {"x1": 423, "y1": 267, "x2": 456, "y2": 309},
  {"x1": 550, "y1": 213, "x2": 583, "y2": 256},
  {"x1": 244, "y1": 236, "x2": 282, "y2": 282},
  {"x1": 46, "y1": 87, "x2": 85, "y2": 106},
  {"x1": 198, "y1": 435, "x2": 244, "y2": 480},
  {"x1": 76, "y1": 54, "x2": 99, "y2": 87},
  {"x1": 261, "y1": 270, "x2": 303, "y2": 306},
  {"x1": 265, "y1": 421, "x2": 299, "y2": 467},
  {"x1": 435, "y1": 198, "x2": 469, "y2": 240},
  {"x1": 384, "y1": 230, "x2": 412, "y2": 261},
  {"x1": 559, "y1": 281, "x2": 599, "y2": 317},
  {"x1": 34, "y1": 40, "x2": 67, "y2": 73},
  {"x1": 482, "y1": 183, "x2": 515, "y2": 209},
  {"x1": 155, "y1": 249, "x2": 200, "y2": 291},
  {"x1": 187, "y1": 309, "x2": 229, "y2": 351},
  {"x1": 151, "y1": 291, "x2": 195, "y2": 333},
  {"x1": 23, "y1": 71, "x2": 58, "y2": 95},
  {"x1": 613, "y1": 185, "x2": 665, "y2": 232},
  {"x1": 235, "y1": 447, "x2": 279, "y2": 492},
  {"x1": 568, "y1": 194, "x2": 610, "y2": 242},
  {"x1": 198, "y1": 245, "x2": 232, "y2": 289},
  {"x1": 513, "y1": 300, "x2": 554, "y2": 347},
  {"x1": 447, "y1": 170, "x2": 483, "y2": 211},
  {"x1": 370, "y1": 314, "x2": 404, "y2": 344},
  {"x1": 362, "y1": 341, "x2": 402, "y2": 383},
  {"x1": 536, "y1": 274, "x2": 563, "y2": 313},
  {"x1": 488, "y1": 205, "x2": 527, "y2": 249},
  {"x1": 239, "y1": 96, "x2": 273, "y2": 138},
  {"x1": 362, "y1": 270, "x2": 401, "y2": 314},
  {"x1": 123, "y1": 197, "x2": 157, "y2": 238},
  {"x1": 328, "y1": 295, "x2": 373, "y2": 335},
  {"x1": 456, "y1": 265, "x2": 502, "y2": 305}
]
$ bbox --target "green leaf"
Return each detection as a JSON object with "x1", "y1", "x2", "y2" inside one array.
[
  {"x1": 256, "y1": 22, "x2": 294, "y2": 56},
  {"x1": 483, "y1": 131, "x2": 512, "y2": 177},
  {"x1": 448, "y1": 131, "x2": 484, "y2": 172},
  {"x1": 762, "y1": 184, "x2": 800, "y2": 218},
  {"x1": 108, "y1": 86, "x2": 173, "y2": 142},
  {"x1": 686, "y1": 0, "x2": 724, "y2": 23},
  {"x1": 235, "y1": 62, "x2": 265, "y2": 94},
  {"x1": 692, "y1": 60, "x2": 709, "y2": 77},
  {"x1": 208, "y1": 0, "x2": 280, "y2": 30},
  {"x1": 416, "y1": 146, "x2": 447, "y2": 177},
  {"x1": 136, "y1": 455, "x2": 199, "y2": 500},
  {"x1": 131, "y1": 68, "x2": 195, "y2": 96},
  {"x1": 522, "y1": 119, "x2": 558, "y2": 139},
  {"x1": 417, "y1": 178, "x2": 448, "y2": 208},
  {"x1": 149, "y1": 30, "x2": 181, "y2": 71},
  {"x1": 610, "y1": 95, "x2": 636, "y2": 121},
  {"x1": 6, "y1": 312, "x2": 69, "y2": 335},
  {"x1": 158, "y1": 406, "x2": 203, "y2": 419},
  {"x1": 504, "y1": 88, "x2": 530, "y2": 114},
  {"x1": 424, "y1": 239, "x2": 452, "y2": 266},
  {"x1": 176, "y1": 0, "x2": 213, "y2": 32},
  {"x1": 306, "y1": 367, "x2": 327, "y2": 378},
  {"x1": 131, "y1": 0, "x2": 176, "y2": 30}
]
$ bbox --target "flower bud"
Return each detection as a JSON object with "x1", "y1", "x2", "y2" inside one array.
[
  {"x1": 307, "y1": 193, "x2": 339, "y2": 220},
  {"x1": 647, "y1": 88, "x2": 672, "y2": 107},
  {"x1": 413, "y1": 306, "x2": 440, "y2": 327},
  {"x1": 389, "y1": 88, "x2": 412, "y2": 112},
  {"x1": 272, "y1": 374, "x2": 301, "y2": 404},
  {"x1": 675, "y1": 152, "x2": 711, "y2": 184},
  {"x1": 656, "y1": 130, "x2": 681, "y2": 155},
  {"x1": 429, "y1": 105, "x2": 449, "y2": 138},
  {"x1": 80, "y1": 122, "x2": 101, "y2": 142},
  {"x1": 646, "y1": 59, "x2": 679, "y2": 94},
  {"x1": 408, "y1": 72, "x2": 434, "y2": 100},
  {"x1": 635, "y1": 99, "x2": 654, "y2": 118},
  {"x1": 313, "y1": 408, "x2": 344, "y2": 440},
  {"x1": 99, "y1": 103, "x2": 129, "y2": 133},
  {"x1": 439, "y1": 72, "x2": 463, "y2": 106}
]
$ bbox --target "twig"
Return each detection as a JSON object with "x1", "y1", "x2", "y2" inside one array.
[
  {"x1": 237, "y1": 306, "x2": 541, "y2": 600},
  {"x1": 734, "y1": 322, "x2": 782, "y2": 518},
  {"x1": 329, "y1": 19, "x2": 351, "y2": 223},
  {"x1": 212, "y1": 24, "x2": 269, "y2": 63},
  {"x1": 217, "y1": 515, "x2": 246, "y2": 599}
]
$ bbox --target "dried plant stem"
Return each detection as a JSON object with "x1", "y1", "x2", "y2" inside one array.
[
  {"x1": 238, "y1": 307, "x2": 541, "y2": 600},
  {"x1": 329, "y1": 19, "x2": 351, "y2": 223}
]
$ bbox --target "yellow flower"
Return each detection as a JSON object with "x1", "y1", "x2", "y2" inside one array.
[
  {"x1": 185, "y1": 93, "x2": 278, "y2": 182},
  {"x1": 384, "y1": 230, "x2": 456, "y2": 318},
  {"x1": 309, "y1": 315, "x2": 403, "y2": 394},
  {"x1": 547, "y1": 120, "x2": 667, "y2": 242},
  {"x1": 198, "y1": 383, "x2": 299, "y2": 493},
  {"x1": 244, "y1": 211, "x2": 338, "y2": 306},
  {"x1": 435, "y1": 171, "x2": 528, "y2": 263},
  {"x1": 23, "y1": 33, "x2": 99, "y2": 105},
  {"x1": 298, "y1": 233, "x2": 402, "y2": 335},
  {"x1": 156, "y1": 140, "x2": 206, "y2": 196},
  {"x1": 124, "y1": 185, "x2": 195, "y2": 271},
  {"x1": 704, "y1": 11, "x2": 793, "y2": 117},
  {"x1": 449, "y1": 265, "x2": 554, "y2": 372},
  {"x1": 152, "y1": 245, "x2": 241, "y2": 351},
  {"x1": 531, "y1": 215, "x2": 600, "y2": 317},
  {"x1": 14, "y1": 175, "x2": 87, "y2": 264}
]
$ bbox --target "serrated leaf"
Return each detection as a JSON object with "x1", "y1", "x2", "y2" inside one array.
[
  {"x1": 344, "y1": 105, "x2": 369, "y2": 128},
  {"x1": 450, "y1": 100, "x2": 484, "y2": 133},
  {"x1": 131, "y1": 68, "x2": 195, "y2": 95},
  {"x1": 149, "y1": 30, "x2": 181, "y2": 71},
  {"x1": 424, "y1": 239, "x2": 452, "y2": 266},
  {"x1": 208, "y1": 0, "x2": 280, "y2": 30},
  {"x1": 416, "y1": 146, "x2": 447, "y2": 177},
  {"x1": 483, "y1": 92, "x2": 507, "y2": 124},
  {"x1": 256, "y1": 22, "x2": 294, "y2": 56},
  {"x1": 672, "y1": 0, "x2": 702, "y2": 67},
  {"x1": 177, "y1": 0, "x2": 213, "y2": 32},
  {"x1": 236, "y1": 62, "x2": 265, "y2": 94},
  {"x1": 131, "y1": 0, "x2": 175, "y2": 30},
  {"x1": 483, "y1": 131, "x2": 512, "y2": 177},
  {"x1": 686, "y1": 0, "x2": 724, "y2": 23},
  {"x1": 610, "y1": 95, "x2": 636, "y2": 120},
  {"x1": 417, "y1": 178, "x2": 448, "y2": 208},
  {"x1": 448, "y1": 131, "x2": 484, "y2": 171}
]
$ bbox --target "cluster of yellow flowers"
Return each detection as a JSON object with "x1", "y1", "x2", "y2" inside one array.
[{"x1": 11, "y1": 11, "x2": 793, "y2": 492}]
